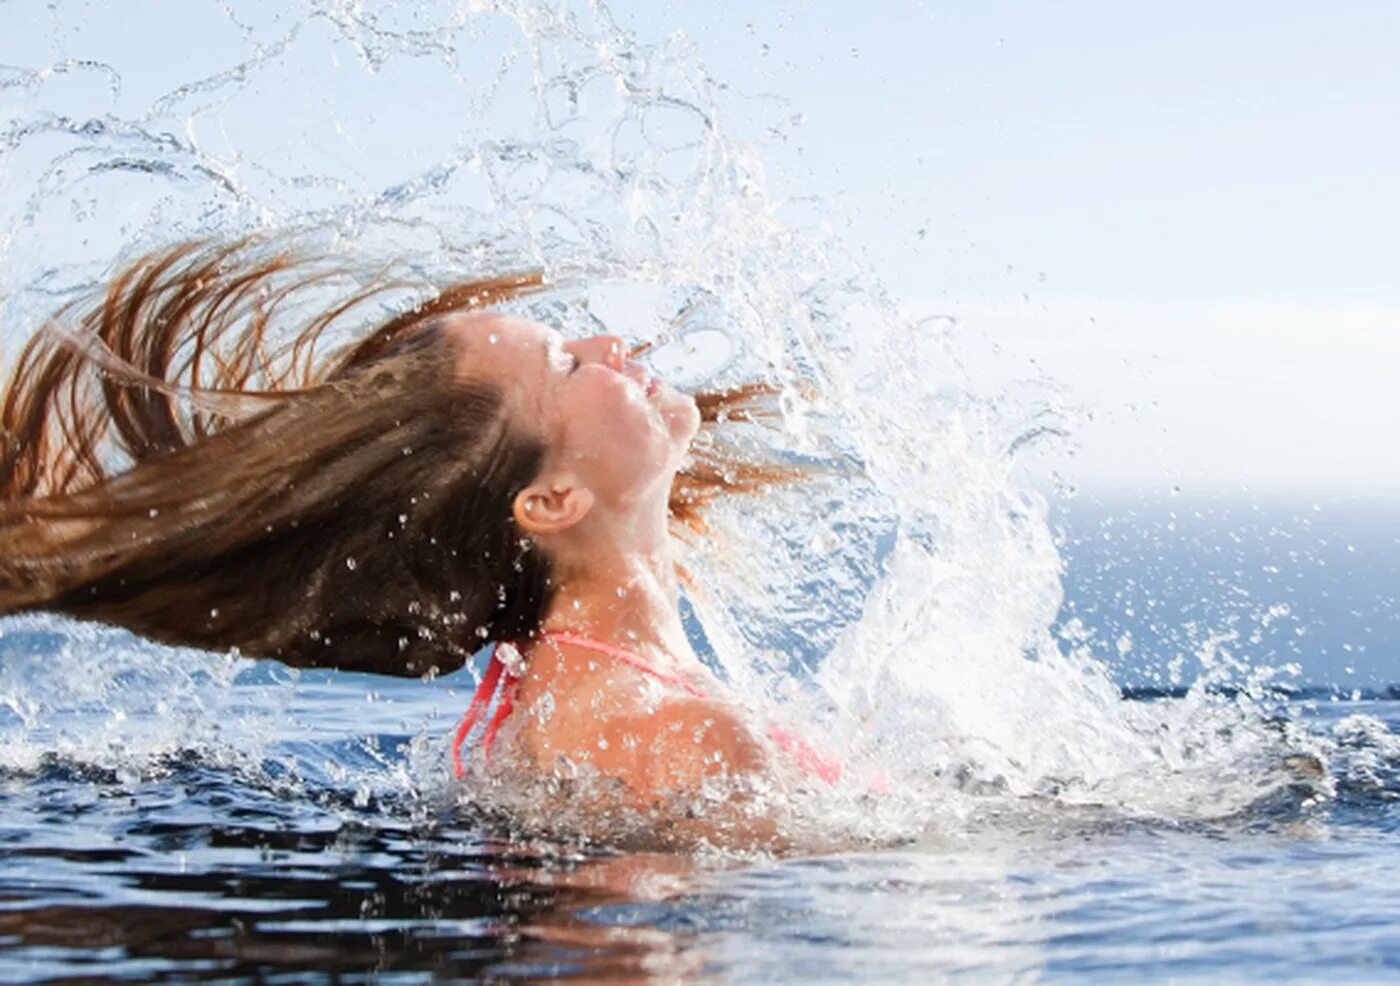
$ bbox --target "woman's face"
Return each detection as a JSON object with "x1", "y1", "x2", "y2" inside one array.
[{"x1": 444, "y1": 313, "x2": 700, "y2": 506}]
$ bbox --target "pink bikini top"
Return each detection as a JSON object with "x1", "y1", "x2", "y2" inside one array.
[{"x1": 449, "y1": 631, "x2": 843, "y2": 786}]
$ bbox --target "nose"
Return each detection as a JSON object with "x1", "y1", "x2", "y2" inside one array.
[{"x1": 571, "y1": 334, "x2": 628, "y2": 372}]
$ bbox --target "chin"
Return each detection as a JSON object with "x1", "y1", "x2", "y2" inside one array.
[{"x1": 663, "y1": 391, "x2": 701, "y2": 442}]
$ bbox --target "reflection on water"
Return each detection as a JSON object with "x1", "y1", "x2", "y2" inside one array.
[{"x1": 0, "y1": 760, "x2": 714, "y2": 981}]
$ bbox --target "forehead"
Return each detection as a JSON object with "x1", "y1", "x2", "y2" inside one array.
[
  {"x1": 442, "y1": 311, "x2": 556, "y2": 362},
  {"x1": 440, "y1": 311, "x2": 563, "y2": 418}
]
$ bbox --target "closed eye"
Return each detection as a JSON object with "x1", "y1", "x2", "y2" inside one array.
[{"x1": 568, "y1": 354, "x2": 581, "y2": 374}]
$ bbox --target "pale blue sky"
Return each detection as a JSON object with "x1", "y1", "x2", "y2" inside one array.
[
  {"x1": 610, "y1": 1, "x2": 1400, "y2": 495},
  {"x1": 4, "y1": 1, "x2": 1398, "y2": 495},
  {"x1": 616, "y1": 1, "x2": 1400, "y2": 302}
]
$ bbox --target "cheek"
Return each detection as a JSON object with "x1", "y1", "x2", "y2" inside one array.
[{"x1": 568, "y1": 380, "x2": 663, "y2": 453}]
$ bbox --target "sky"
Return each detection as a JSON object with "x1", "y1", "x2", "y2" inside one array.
[
  {"x1": 3, "y1": 0, "x2": 1398, "y2": 498},
  {"x1": 607, "y1": 0, "x2": 1400, "y2": 497}
]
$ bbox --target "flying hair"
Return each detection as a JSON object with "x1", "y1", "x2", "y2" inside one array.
[{"x1": 0, "y1": 238, "x2": 794, "y2": 675}]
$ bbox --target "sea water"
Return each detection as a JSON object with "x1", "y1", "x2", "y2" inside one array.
[
  {"x1": 2, "y1": 499, "x2": 1396, "y2": 982},
  {"x1": 1, "y1": 1, "x2": 1398, "y2": 981}
]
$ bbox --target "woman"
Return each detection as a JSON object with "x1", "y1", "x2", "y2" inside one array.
[{"x1": 0, "y1": 238, "x2": 829, "y2": 849}]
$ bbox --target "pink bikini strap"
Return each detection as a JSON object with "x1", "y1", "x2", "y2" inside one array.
[
  {"x1": 541, "y1": 633, "x2": 844, "y2": 785},
  {"x1": 450, "y1": 641, "x2": 521, "y2": 779},
  {"x1": 765, "y1": 722, "x2": 843, "y2": 785},
  {"x1": 450, "y1": 633, "x2": 848, "y2": 789},
  {"x1": 541, "y1": 631, "x2": 708, "y2": 699},
  {"x1": 450, "y1": 633, "x2": 705, "y2": 777}
]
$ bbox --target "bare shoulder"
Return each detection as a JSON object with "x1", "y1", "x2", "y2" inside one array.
[
  {"x1": 594, "y1": 694, "x2": 768, "y2": 797},
  {"x1": 521, "y1": 636, "x2": 770, "y2": 802}
]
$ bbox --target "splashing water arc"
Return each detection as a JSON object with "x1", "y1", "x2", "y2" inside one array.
[{"x1": 0, "y1": 0, "x2": 1308, "y2": 836}]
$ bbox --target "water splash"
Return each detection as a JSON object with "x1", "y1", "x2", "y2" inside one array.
[
  {"x1": 0, "y1": 0, "x2": 1345, "y2": 842},
  {"x1": 0, "y1": 615, "x2": 263, "y2": 775}
]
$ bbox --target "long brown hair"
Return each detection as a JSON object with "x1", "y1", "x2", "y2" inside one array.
[{"x1": 0, "y1": 239, "x2": 787, "y2": 675}]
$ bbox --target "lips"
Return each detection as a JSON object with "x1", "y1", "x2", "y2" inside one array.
[{"x1": 622, "y1": 359, "x2": 658, "y2": 396}]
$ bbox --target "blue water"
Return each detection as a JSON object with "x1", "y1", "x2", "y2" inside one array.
[
  {"x1": 2, "y1": 493, "x2": 1398, "y2": 983},
  {"x1": 1058, "y1": 492, "x2": 1400, "y2": 691}
]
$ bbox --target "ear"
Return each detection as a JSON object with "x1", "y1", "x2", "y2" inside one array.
[{"x1": 513, "y1": 475, "x2": 595, "y2": 536}]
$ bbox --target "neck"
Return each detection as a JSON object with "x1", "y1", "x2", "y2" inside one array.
[{"x1": 537, "y1": 496, "x2": 693, "y2": 664}]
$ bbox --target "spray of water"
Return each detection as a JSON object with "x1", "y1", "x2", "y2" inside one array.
[{"x1": 0, "y1": 0, "x2": 1353, "y2": 845}]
